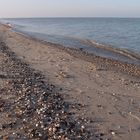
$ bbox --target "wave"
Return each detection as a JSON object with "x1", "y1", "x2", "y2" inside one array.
[
  {"x1": 54, "y1": 35, "x2": 140, "y2": 65},
  {"x1": 79, "y1": 39, "x2": 140, "y2": 61}
]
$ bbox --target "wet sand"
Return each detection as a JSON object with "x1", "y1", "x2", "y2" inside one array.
[{"x1": 0, "y1": 24, "x2": 140, "y2": 140}]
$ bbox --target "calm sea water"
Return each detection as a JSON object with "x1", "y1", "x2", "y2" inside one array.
[{"x1": 1, "y1": 18, "x2": 140, "y2": 64}]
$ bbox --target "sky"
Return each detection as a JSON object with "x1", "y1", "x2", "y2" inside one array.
[{"x1": 0, "y1": 0, "x2": 140, "y2": 18}]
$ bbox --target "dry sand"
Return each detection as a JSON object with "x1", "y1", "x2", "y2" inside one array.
[{"x1": 0, "y1": 24, "x2": 140, "y2": 140}]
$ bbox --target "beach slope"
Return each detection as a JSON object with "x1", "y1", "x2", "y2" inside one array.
[{"x1": 0, "y1": 24, "x2": 140, "y2": 140}]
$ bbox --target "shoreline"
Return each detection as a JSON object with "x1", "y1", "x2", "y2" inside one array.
[
  {"x1": 1, "y1": 23, "x2": 139, "y2": 77},
  {"x1": 0, "y1": 24, "x2": 140, "y2": 140},
  {"x1": 14, "y1": 28, "x2": 140, "y2": 65},
  {"x1": 1, "y1": 21, "x2": 140, "y2": 66},
  {"x1": 13, "y1": 26, "x2": 140, "y2": 77}
]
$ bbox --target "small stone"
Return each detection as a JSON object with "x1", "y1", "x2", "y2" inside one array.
[
  {"x1": 38, "y1": 133, "x2": 42, "y2": 137},
  {"x1": 97, "y1": 104, "x2": 102, "y2": 108},
  {"x1": 52, "y1": 127, "x2": 57, "y2": 133},
  {"x1": 81, "y1": 125, "x2": 85, "y2": 129},
  {"x1": 48, "y1": 127, "x2": 52, "y2": 132},
  {"x1": 36, "y1": 124, "x2": 39, "y2": 127},
  {"x1": 111, "y1": 131, "x2": 115, "y2": 135}
]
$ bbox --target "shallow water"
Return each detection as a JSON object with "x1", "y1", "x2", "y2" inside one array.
[{"x1": 1, "y1": 18, "x2": 140, "y2": 64}]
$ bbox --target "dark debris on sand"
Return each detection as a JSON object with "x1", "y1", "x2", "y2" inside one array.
[{"x1": 0, "y1": 42, "x2": 96, "y2": 140}]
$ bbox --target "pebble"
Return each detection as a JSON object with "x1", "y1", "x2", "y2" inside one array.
[
  {"x1": 111, "y1": 131, "x2": 116, "y2": 135},
  {"x1": 0, "y1": 42, "x2": 92, "y2": 139}
]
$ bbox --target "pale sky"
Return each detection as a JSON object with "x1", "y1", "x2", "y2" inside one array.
[{"x1": 0, "y1": 0, "x2": 140, "y2": 18}]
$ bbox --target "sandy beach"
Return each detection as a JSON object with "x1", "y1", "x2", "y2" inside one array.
[{"x1": 0, "y1": 24, "x2": 140, "y2": 140}]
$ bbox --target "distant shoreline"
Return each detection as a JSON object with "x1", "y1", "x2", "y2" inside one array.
[{"x1": 1, "y1": 17, "x2": 140, "y2": 19}]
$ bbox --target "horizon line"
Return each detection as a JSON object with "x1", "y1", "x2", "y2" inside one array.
[{"x1": 1, "y1": 16, "x2": 140, "y2": 19}]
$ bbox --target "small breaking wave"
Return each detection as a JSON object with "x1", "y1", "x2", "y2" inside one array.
[
  {"x1": 79, "y1": 39, "x2": 140, "y2": 61},
  {"x1": 52, "y1": 36, "x2": 140, "y2": 65}
]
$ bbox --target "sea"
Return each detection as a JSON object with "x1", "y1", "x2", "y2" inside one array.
[{"x1": 1, "y1": 18, "x2": 140, "y2": 65}]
